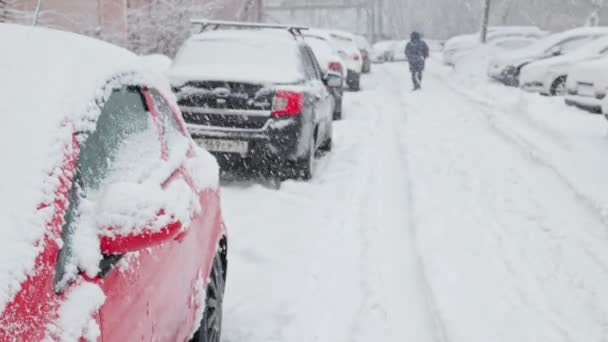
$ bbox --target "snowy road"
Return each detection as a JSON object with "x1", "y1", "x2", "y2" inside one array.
[{"x1": 221, "y1": 59, "x2": 608, "y2": 342}]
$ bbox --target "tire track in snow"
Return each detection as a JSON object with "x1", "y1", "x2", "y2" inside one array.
[
  {"x1": 374, "y1": 65, "x2": 450, "y2": 342},
  {"x1": 440, "y1": 73, "x2": 608, "y2": 239},
  {"x1": 399, "y1": 63, "x2": 608, "y2": 341}
]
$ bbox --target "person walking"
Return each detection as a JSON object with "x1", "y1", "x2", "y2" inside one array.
[{"x1": 405, "y1": 31, "x2": 429, "y2": 90}]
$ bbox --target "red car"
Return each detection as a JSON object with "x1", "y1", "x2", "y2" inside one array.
[{"x1": 0, "y1": 24, "x2": 227, "y2": 341}]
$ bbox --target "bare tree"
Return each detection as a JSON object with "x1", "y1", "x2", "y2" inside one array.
[
  {"x1": 127, "y1": 0, "x2": 223, "y2": 56},
  {"x1": 32, "y1": 0, "x2": 42, "y2": 26}
]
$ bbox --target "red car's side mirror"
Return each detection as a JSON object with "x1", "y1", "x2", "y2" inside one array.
[{"x1": 100, "y1": 217, "x2": 183, "y2": 255}]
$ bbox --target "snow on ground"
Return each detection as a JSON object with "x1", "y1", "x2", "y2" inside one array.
[{"x1": 221, "y1": 56, "x2": 608, "y2": 342}]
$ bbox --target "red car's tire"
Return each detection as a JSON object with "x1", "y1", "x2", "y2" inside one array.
[{"x1": 192, "y1": 244, "x2": 227, "y2": 342}]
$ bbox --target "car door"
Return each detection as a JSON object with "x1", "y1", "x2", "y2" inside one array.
[
  {"x1": 301, "y1": 45, "x2": 333, "y2": 145},
  {"x1": 147, "y1": 87, "x2": 224, "y2": 336},
  {"x1": 53, "y1": 86, "x2": 202, "y2": 341}
]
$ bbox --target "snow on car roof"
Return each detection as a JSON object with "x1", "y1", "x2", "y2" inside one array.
[
  {"x1": 0, "y1": 23, "x2": 162, "y2": 314},
  {"x1": 189, "y1": 28, "x2": 298, "y2": 44},
  {"x1": 531, "y1": 26, "x2": 608, "y2": 53},
  {"x1": 170, "y1": 29, "x2": 306, "y2": 85}
]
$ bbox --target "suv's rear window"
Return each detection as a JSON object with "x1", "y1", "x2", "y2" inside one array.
[{"x1": 174, "y1": 38, "x2": 304, "y2": 80}]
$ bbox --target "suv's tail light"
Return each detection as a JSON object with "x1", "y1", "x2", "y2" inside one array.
[
  {"x1": 354, "y1": 54, "x2": 361, "y2": 61},
  {"x1": 329, "y1": 61, "x2": 343, "y2": 73},
  {"x1": 272, "y1": 90, "x2": 303, "y2": 117}
]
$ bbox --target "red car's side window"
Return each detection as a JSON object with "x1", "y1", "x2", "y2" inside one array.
[{"x1": 54, "y1": 86, "x2": 163, "y2": 292}]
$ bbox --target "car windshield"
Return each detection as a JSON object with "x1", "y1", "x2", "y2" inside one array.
[
  {"x1": 526, "y1": 31, "x2": 597, "y2": 55},
  {"x1": 567, "y1": 36, "x2": 608, "y2": 57}
]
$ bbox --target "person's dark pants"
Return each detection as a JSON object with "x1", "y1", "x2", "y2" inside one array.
[{"x1": 410, "y1": 63, "x2": 425, "y2": 89}]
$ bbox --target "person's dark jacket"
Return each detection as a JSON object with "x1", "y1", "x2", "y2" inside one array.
[{"x1": 405, "y1": 32, "x2": 429, "y2": 71}]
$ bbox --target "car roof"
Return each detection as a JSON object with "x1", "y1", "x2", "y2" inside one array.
[
  {"x1": 0, "y1": 23, "x2": 166, "y2": 314},
  {"x1": 189, "y1": 28, "x2": 301, "y2": 45}
]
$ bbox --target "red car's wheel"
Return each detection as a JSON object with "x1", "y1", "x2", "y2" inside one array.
[{"x1": 194, "y1": 248, "x2": 227, "y2": 342}]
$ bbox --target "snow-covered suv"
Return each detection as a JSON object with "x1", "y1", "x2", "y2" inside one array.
[{"x1": 169, "y1": 23, "x2": 339, "y2": 180}]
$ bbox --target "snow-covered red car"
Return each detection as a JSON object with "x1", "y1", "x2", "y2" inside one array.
[{"x1": 0, "y1": 23, "x2": 227, "y2": 341}]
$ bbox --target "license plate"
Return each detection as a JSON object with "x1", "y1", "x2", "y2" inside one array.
[{"x1": 197, "y1": 139, "x2": 248, "y2": 154}]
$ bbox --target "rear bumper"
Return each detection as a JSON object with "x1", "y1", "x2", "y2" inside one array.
[
  {"x1": 564, "y1": 95, "x2": 603, "y2": 113},
  {"x1": 186, "y1": 117, "x2": 304, "y2": 167},
  {"x1": 346, "y1": 70, "x2": 360, "y2": 88}
]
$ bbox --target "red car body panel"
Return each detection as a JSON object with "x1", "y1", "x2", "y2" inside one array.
[{"x1": 0, "y1": 86, "x2": 225, "y2": 341}]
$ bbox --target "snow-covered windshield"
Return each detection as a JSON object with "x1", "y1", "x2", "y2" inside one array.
[
  {"x1": 526, "y1": 30, "x2": 602, "y2": 55},
  {"x1": 566, "y1": 36, "x2": 608, "y2": 58}
]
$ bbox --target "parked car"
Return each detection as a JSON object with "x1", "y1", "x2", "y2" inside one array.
[
  {"x1": 0, "y1": 23, "x2": 227, "y2": 341},
  {"x1": 390, "y1": 40, "x2": 408, "y2": 61},
  {"x1": 372, "y1": 40, "x2": 398, "y2": 63},
  {"x1": 304, "y1": 29, "x2": 347, "y2": 120},
  {"x1": 520, "y1": 35, "x2": 608, "y2": 96},
  {"x1": 564, "y1": 56, "x2": 608, "y2": 113},
  {"x1": 488, "y1": 27, "x2": 608, "y2": 86},
  {"x1": 426, "y1": 39, "x2": 445, "y2": 52},
  {"x1": 328, "y1": 30, "x2": 363, "y2": 90},
  {"x1": 444, "y1": 26, "x2": 546, "y2": 66},
  {"x1": 354, "y1": 34, "x2": 372, "y2": 73},
  {"x1": 169, "y1": 23, "x2": 338, "y2": 180}
]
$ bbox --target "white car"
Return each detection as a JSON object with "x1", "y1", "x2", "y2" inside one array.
[
  {"x1": 390, "y1": 40, "x2": 408, "y2": 61},
  {"x1": 326, "y1": 30, "x2": 363, "y2": 91},
  {"x1": 520, "y1": 35, "x2": 608, "y2": 96},
  {"x1": 564, "y1": 56, "x2": 608, "y2": 113},
  {"x1": 488, "y1": 27, "x2": 608, "y2": 86},
  {"x1": 443, "y1": 26, "x2": 546, "y2": 66},
  {"x1": 447, "y1": 35, "x2": 540, "y2": 68},
  {"x1": 353, "y1": 34, "x2": 372, "y2": 73},
  {"x1": 372, "y1": 40, "x2": 398, "y2": 63}
]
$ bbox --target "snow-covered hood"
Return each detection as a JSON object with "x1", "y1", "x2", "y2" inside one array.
[{"x1": 0, "y1": 24, "x2": 165, "y2": 315}]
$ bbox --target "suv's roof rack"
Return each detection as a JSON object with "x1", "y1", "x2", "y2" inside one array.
[{"x1": 190, "y1": 19, "x2": 309, "y2": 36}]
